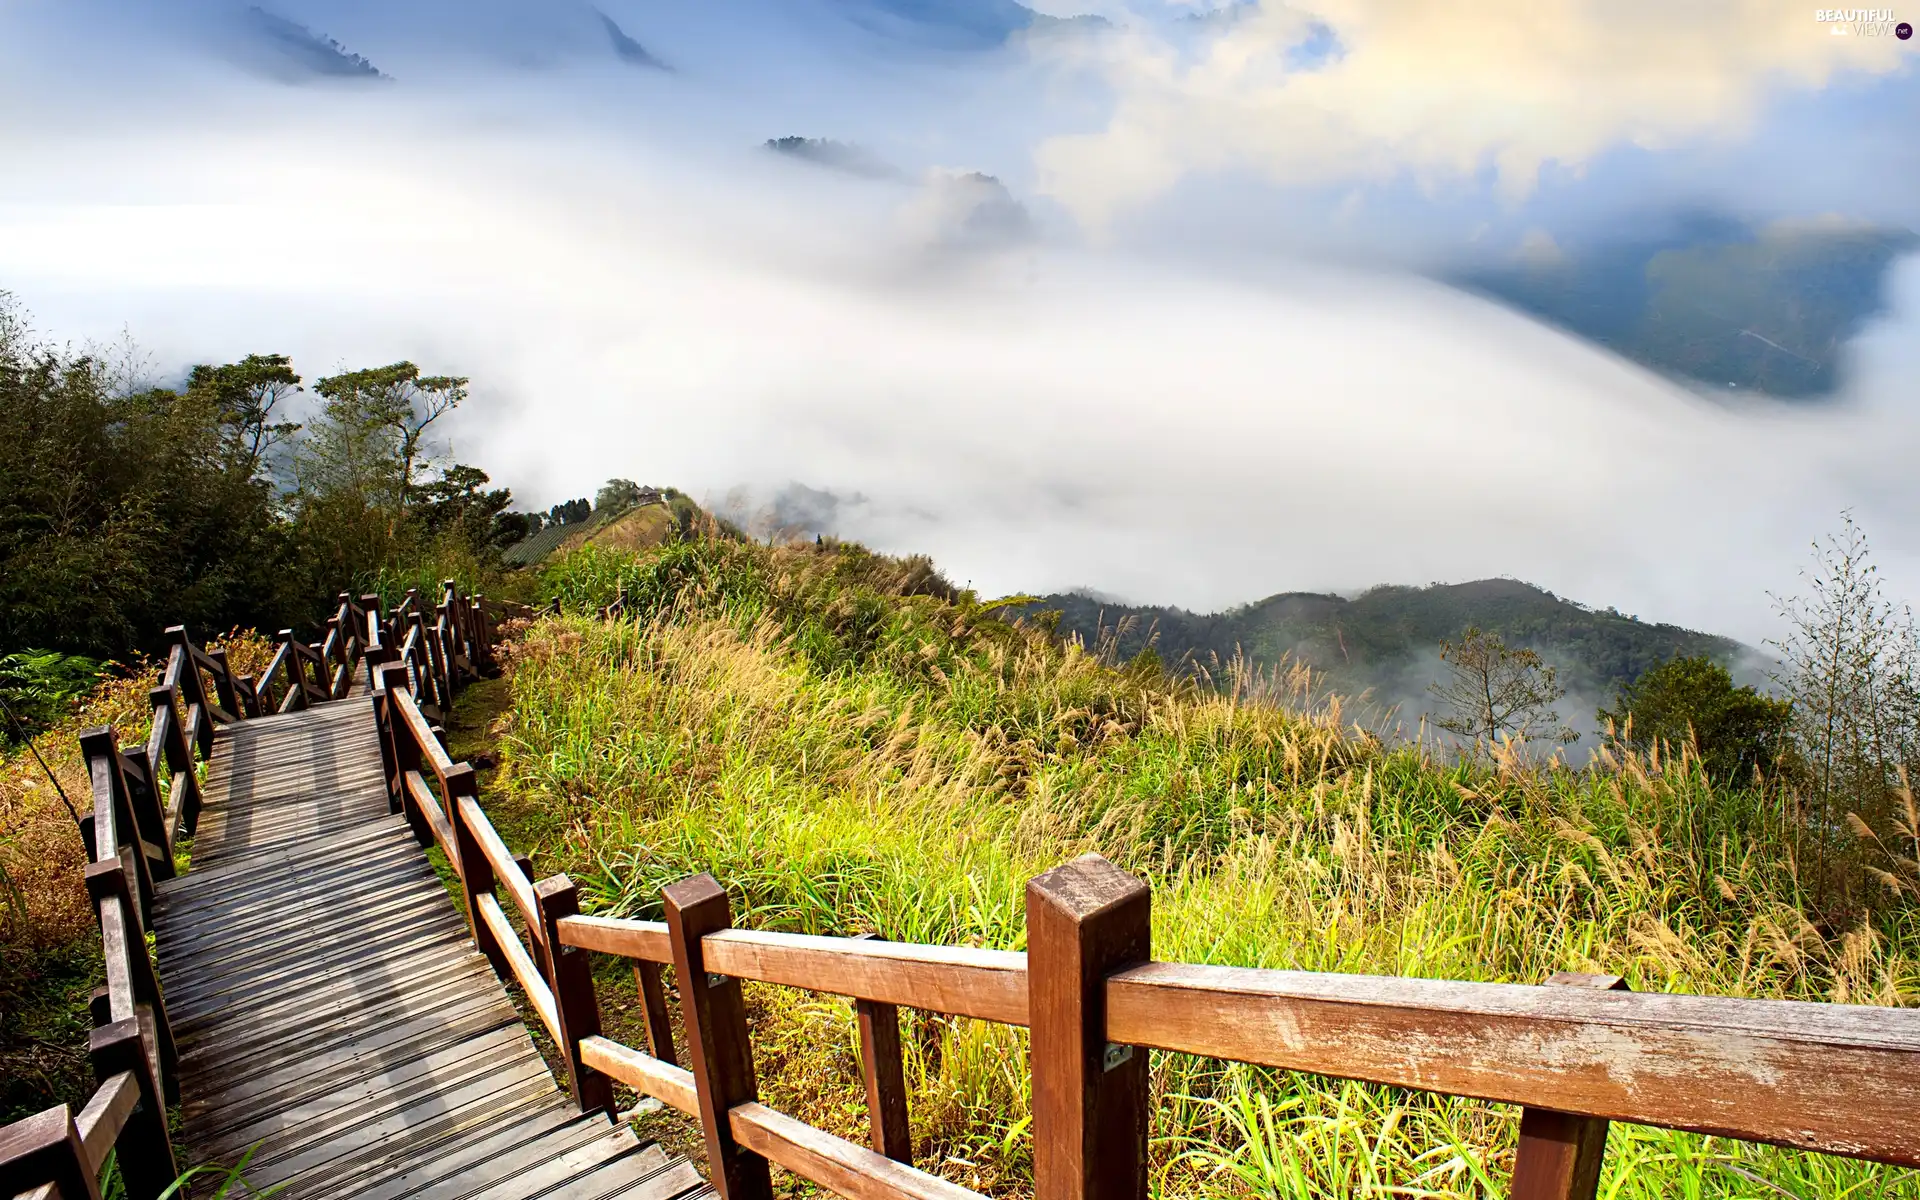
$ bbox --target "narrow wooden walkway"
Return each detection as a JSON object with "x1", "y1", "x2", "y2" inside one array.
[{"x1": 150, "y1": 696, "x2": 711, "y2": 1200}]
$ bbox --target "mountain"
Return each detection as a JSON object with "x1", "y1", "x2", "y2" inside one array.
[
  {"x1": 1457, "y1": 214, "x2": 1916, "y2": 399},
  {"x1": 1022, "y1": 578, "x2": 1745, "y2": 715},
  {"x1": 594, "y1": 8, "x2": 666, "y2": 68},
  {"x1": 239, "y1": 7, "x2": 386, "y2": 80}
]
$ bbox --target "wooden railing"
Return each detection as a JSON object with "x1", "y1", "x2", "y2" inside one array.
[
  {"x1": 0, "y1": 584, "x2": 493, "y2": 1200},
  {"x1": 366, "y1": 612, "x2": 1920, "y2": 1200}
]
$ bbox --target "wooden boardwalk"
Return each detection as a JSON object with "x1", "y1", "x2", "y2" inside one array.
[{"x1": 149, "y1": 695, "x2": 710, "y2": 1200}]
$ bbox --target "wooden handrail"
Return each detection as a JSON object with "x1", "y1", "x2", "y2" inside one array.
[
  {"x1": 580, "y1": 1035, "x2": 697, "y2": 1114},
  {"x1": 557, "y1": 902, "x2": 1920, "y2": 1168},
  {"x1": 4, "y1": 609, "x2": 388, "y2": 1200},
  {"x1": 403, "y1": 771, "x2": 456, "y2": 856},
  {"x1": 477, "y1": 892, "x2": 560, "y2": 1043},
  {"x1": 730, "y1": 1102, "x2": 986, "y2": 1200},
  {"x1": 456, "y1": 794, "x2": 541, "y2": 934}
]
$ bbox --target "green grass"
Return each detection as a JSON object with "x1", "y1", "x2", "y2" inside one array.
[{"x1": 474, "y1": 538, "x2": 1920, "y2": 1199}]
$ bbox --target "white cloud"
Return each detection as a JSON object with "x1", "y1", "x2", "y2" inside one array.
[
  {"x1": 1033, "y1": 0, "x2": 1913, "y2": 228},
  {"x1": 0, "y1": 3, "x2": 1915, "y2": 651}
]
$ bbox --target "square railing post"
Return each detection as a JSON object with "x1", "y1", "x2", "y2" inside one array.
[
  {"x1": 90, "y1": 1018, "x2": 176, "y2": 1199},
  {"x1": 447, "y1": 765, "x2": 508, "y2": 977},
  {"x1": 1027, "y1": 854, "x2": 1151, "y2": 1200},
  {"x1": 536, "y1": 874, "x2": 616, "y2": 1115},
  {"x1": 664, "y1": 874, "x2": 773, "y2": 1200}
]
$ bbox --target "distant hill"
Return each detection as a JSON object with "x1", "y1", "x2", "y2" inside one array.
[
  {"x1": 239, "y1": 7, "x2": 387, "y2": 80},
  {"x1": 1022, "y1": 578, "x2": 1745, "y2": 717},
  {"x1": 502, "y1": 491, "x2": 708, "y2": 568},
  {"x1": 1457, "y1": 214, "x2": 1916, "y2": 399}
]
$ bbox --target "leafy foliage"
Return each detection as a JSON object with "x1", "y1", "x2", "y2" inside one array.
[
  {"x1": 1600, "y1": 655, "x2": 1792, "y2": 784},
  {"x1": 0, "y1": 651, "x2": 106, "y2": 742}
]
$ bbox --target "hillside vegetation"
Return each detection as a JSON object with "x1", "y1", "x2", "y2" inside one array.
[
  {"x1": 1026, "y1": 578, "x2": 1741, "y2": 714},
  {"x1": 472, "y1": 537, "x2": 1920, "y2": 1199}
]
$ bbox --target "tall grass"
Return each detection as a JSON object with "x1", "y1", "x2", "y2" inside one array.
[{"x1": 488, "y1": 539, "x2": 1920, "y2": 1198}]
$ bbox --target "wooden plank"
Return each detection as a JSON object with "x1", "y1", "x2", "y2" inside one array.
[
  {"x1": 479, "y1": 892, "x2": 561, "y2": 1041},
  {"x1": 345, "y1": 1115, "x2": 622, "y2": 1200},
  {"x1": 1511, "y1": 973, "x2": 1630, "y2": 1200},
  {"x1": 559, "y1": 917, "x2": 1028, "y2": 1024},
  {"x1": 74, "y1": 1071, "x2": 138, "y2": 1176},
  {"x1": 561, "y1": 1143, "x2": 707, "y2": 1200},
  {"x1": 265, "y1": 1078, "x2": 566, "y2": 1199},
  {"x1": 459, "y1": 795, "x2": 541, "y2": 930},
  {"x1": 456, "y1": 1127, "x2": 647, "y2": 1200},
  {"x1": 240, "y1": 1056, "x2": 557, "y2": 1186},
  {"x1": 170, "y1": 942, "x2": 490, "y2": 1056},
  {"x1": 664, "y1": 874, "x2": 773, "y2": 1200},
  {"x1": 200, "y1": 1026, "x2": 547, "y2": 1161},
  {"x1": 580, "y1": 1036, "x2": 700, "y2": 1116},
  {"x1": 1103, "y1": 963, "x2": 1920, "y2": 1166},
  {"x1": 180, "y1": 986, "x2": 520, "y2": 1128},
  {"x1": 330, "y1": 1097, "x2": 588, "y2": 1200},
  {"x1": 1027, "y1": 854, "x2": 1149, "y2": 1200},
  {"x1": 729, "y1": 1103, "x2": 985, "y2": 1200}
]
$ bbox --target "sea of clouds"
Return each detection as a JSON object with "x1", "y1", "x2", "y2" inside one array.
[{"x1": 0, "y1": 0, "x2": 1914, "y2": 645}]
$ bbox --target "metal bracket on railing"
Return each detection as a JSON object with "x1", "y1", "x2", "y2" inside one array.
[
  {"x1": 707, "y1": 972, "x2": 730, "y2": 989},
  {"x1": 1102, "y1": 1042, "x2": 1134, "y2": 1072}
]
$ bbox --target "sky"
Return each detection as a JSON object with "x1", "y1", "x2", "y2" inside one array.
[{"x1": 0, "y1": 0, "x2": 1915, "y2": 645}]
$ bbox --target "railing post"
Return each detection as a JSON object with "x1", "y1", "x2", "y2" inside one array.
[
  {"x1": 118, "y1": 744, "x2": 172, "y2": 881},
  {"x1": 447, "y1": 765, "x2": 508, "y2": 976},
  {"x1": 536, "y1": 874, "x2": 616, "y2": 1115},
  {"x1": 851, "y1": 933, "x2": 913, "y2": 1163},
  {"x1": 150, "y1": 685, "x2": 204, "y2": 836},
  {"x1": 635, "y1": 960, "x2": 678, "y2": 1068},
  {"x1": 84, "y1": 859, "x2": 177, "y2": 1102},
  {"x1": 207, "y1": 646, "x2": 242, "y2": 718},
  {"x1": 278, "y1": 629, "x2": 309, "y2": 711},
  {"x1": 1027, "y1": 853, "x2": 1151, "y2": 1200},
  {"x1": 164, "y1": 626, "x2": 206, "y2": 702},
  {"x1": 372, "y1": 665, "x2": 411, "y2": 822},
  {"x1": 1510, "y1": 973, "x2": 1628, "y2": 1200},
  {"x1": 91, "y1": 1018, "x2": 176, "y2": 1199},
  {"x1": 664, "y1": 874, "x2": 773, "y2": 1200},
  {"x1": 0, "y1": 1107, "x2": 103, "y2": 1200}
]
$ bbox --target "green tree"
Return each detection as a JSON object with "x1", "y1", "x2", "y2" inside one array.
[
  {"x1": 183, "y1": 353, "x2": 303, "y2": 480},
  {"x1": 596, "y1": 478, "x2": 645, "y2": 512},
  {"x1": 0, "y1": 298, "x2": 290, "y2": 656},
  {"x1": 305, "y1": 363, "x2": 467, "y2": 507},
  {"x1": 1429, "y1": 626, "x2": 1577, "y2": 747},
  {"x1": 414, "y1": 464, "x2": 520, "y2": 550},
  {"x1": 1599, "y1": 655, "x2": 1792, "y2": 782}
]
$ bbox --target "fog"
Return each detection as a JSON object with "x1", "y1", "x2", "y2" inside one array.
[{"x1": 1, "y1": 0, "x2": 1916, "y2": 647}]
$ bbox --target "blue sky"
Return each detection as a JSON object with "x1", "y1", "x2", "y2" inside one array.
[{"x1": 0, "y1": 1, "x2": 1915, "y2": 641}]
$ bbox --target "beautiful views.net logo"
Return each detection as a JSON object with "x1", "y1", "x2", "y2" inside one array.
[{"x1": 1814, "y1": 8, "x2": 1913, "y2": 36}]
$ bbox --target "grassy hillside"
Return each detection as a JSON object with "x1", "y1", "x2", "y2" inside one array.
[
  {"x1": 1025, "y1": 578, "x2": 1742, "y2": 718},
  {"x1": 1458, "y1": 216, "x2": 1916, "y2": 399},
  {"x1": 474, "y1": 538, "x2": 1919, "y2": 1199}
]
